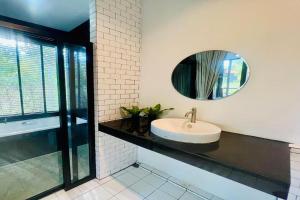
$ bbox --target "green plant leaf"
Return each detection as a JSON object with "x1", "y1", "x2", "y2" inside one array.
[
  {"x1": 153, "y1": 104, "x2": 161, "y2": 112},
  {"x1": 158, "y1": 108, "x2": 174, "y2": 114},
  {"x1": 141, "y1": 107, "x2": 150, "y2": 114},
  {"x1": 121, "y1": 107, "x2": 130, "y2": 113},
  {"x1": 120, "y1": 106, "x2": 142, "y2": 116},
  {"x1": 141, "y1": 104, "x2": 174, "y2": 118}
]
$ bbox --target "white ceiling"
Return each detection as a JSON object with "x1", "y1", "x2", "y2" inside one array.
[{"x1": 0, "y1": 0, "x2": 89, "y2": 31}]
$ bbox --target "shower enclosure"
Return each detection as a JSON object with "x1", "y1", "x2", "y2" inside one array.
[{"x1": 0, "y1": 26, "x2": 95, "y2": 200}]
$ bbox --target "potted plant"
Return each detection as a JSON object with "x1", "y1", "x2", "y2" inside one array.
[
  {"x1": 120, "y1": 106, "x2": 142, "y2": 127},
  {"x1": 142, "y1": 104, "x2": 174, "y2": 125}
]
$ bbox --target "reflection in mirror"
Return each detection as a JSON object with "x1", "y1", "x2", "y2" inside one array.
[{"x1": 172, "y1": 50, "x2": 250, "y2": 100}]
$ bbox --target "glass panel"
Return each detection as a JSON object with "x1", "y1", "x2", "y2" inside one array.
[
  {"x1": 64, "y1": 45, "x2": 90, "y2": 183},
  {"x1": 0, "y1": 119, "x2": 64, "y2": 200},
  {"x1": 78, "y1": 52, "x2": 88, "y2": 110},
  {"x1": 0, "y1": 33, "x2": 21, "y2": 116},
  {"x1": 43, "y1": 46, "x2": 59, "y2": 112},
  {"x1": 63, "y1": 48, "x2": 71, "y2": 111},
  {"x1": 18, "y1": 40, "x2": 44, "y2": 114},
  {"x1": 0, "y1": 29, "x2": 63, "y2": 200}
]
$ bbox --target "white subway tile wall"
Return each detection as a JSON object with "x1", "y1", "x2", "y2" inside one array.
[
  {"x1": 288, "y1": 146, "x2": 300, "y2": 200},
  {"x1": 90, "y1": 0, "x2": 142, "y2": 179}
]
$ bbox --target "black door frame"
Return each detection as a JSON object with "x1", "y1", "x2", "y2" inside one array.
[
  {"x1": 0, "y1": 16, "x2": 96, "y2": 199},
  {"x1": 61, "y1": 42, "x2": 96, "y2": 190}
]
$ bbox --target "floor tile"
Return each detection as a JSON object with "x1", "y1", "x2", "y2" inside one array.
[
  {"x1": 115, "y1": 172, "x2": 141, "y2": 187},
  {"x1": 287, "y1": 193, "x2": 297, "y2": 200},
  {"x1": 66, "y1": 187, "x2": 83, "y2": 199},
  {"x1": 56, "y1": 190, "x2": 72, "y2": 200},
  {"x1": 146, "y1": 190, "x2": 176, "y2": 200},
  {"x1": 102, "y1": 179, "x2": 126, "y2": 195},
  {"x1": 159, "y1": 182, "x2": 186, "y2": 198},
  {"x1": 211, "y1": 196, "x2": 224, "y2": 200},
  {"x1": 142, "y1": 174, "x2": 166, "y2": 188},
  {"x1": 78, "y1": 180, "x2": 100, "y2": 193},
  {"x1": 41, "y1": 193, "x2": 58, "y2": 200},
  {"x1": 109, "y1": 197, "x2": 119, "y2": 200},
  {"x1": 126, "y1": 166, "x2": 151, "y2": 178},
  {"x1": 77, "y1": 186, "x2": 113, "y2": 200},
  {"x1": 115, "y1": 188, "x2": 144, "y2": 200},
  {"x1": 180, "y1": 192, "x2": 206, "y2": 200},
  {"x1": 188, "y1": 185, "x2": 213, "y2": 199},
  {"x1": 130, "y1": 180, "x2": 156, "y2": 197}
]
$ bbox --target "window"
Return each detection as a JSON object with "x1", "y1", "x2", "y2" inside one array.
[
  {"x1": 0, "y1": 28, "x2": 59, "y2": 118},
  {"x1": 212, "y1": 55, "x2": 249, "y2": 99},
  {"x1": 0, "y1": 34, "x2": 21, "y2": 116},
  {"x1": 43, "y1": 46, "x2": 59, "y2": 112},
  {"x1": 221, "y1": 58, "x2": 246, "y2": 96},
  {"x1": 76, "y1": 51, "x2": 87, "y2": 110}
]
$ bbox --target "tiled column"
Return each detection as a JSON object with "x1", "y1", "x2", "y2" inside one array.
[
  {"x1": 288, "y1": 144, "x2": 300, "y2": 200},
  {"x1": 89, "y1": 0, "x2": 142, "y2": 179}
]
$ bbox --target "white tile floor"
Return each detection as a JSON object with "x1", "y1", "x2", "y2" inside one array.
[{"x1": 41, "y1": 163, "x2": 223, "y2": 200}]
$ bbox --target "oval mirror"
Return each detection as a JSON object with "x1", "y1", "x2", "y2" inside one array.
[{"x1": 171, "y1": 50, "x2": 250, "y2": 100}]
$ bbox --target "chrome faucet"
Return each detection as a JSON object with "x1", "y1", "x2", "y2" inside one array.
[{"x1": 185, "y1": 107, "x2": 197, "y2": 123}]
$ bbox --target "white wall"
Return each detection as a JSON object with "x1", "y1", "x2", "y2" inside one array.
[{"x1": 140, "y1": 0, "x2": 300, "y2": 143}]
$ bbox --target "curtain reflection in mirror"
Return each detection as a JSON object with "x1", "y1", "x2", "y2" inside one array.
[{"x1": 196, "y1": 50, "x2": 227, "y2": 99}]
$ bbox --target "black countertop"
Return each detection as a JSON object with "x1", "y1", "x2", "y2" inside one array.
[{"x1": 99, "y1": 118, "x2": 290, "y2": 199}]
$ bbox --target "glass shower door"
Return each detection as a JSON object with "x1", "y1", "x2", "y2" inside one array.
[
  {"x1": 0, "y1": 27, "x2": 94, "y2": 199},
  {"x1": 63, "y1": 44, "x2": 94, "y2": 184}
]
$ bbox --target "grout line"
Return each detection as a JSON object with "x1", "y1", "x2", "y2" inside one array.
[
  {"x1": 177, "y1": 193, "x2": 185, "y2": 200},
  {"x1": 138, "y1": 163, "x2": 153, "y2": 172},
  {"x1": 151, "y1": 171, "x2": 168, "y2": 181},
  {"x1": 186, "y1": 189, "x2": 211, "y2": 200},
  {"x1": 167, "y1": 178, "x2": 188, "y2": 190},
  {"x1": 110, "y1": 164, "x2": 136, "y2": 177},
  {"x1": 143, "y1": 177, "x2": 167, "y2": 200}
]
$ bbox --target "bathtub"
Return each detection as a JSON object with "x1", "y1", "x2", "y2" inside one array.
[{"x1": 0, "y1": 116, "x2": 87, "y2": 138}]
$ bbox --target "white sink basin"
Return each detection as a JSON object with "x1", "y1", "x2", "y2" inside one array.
[{"x1": 151, "y1": 118, "x2": 221, "y2": 144}]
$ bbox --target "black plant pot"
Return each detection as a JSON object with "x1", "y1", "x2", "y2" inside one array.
[
  {"x1": 130, "y1": 115, "x2": 140, "y2": 130},
  {"x1": 147, "y1": 114, "x2": 158, "y2": 128}
]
